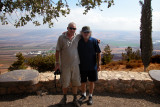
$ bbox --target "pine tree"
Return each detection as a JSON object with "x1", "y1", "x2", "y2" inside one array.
[
  {"x1": 125, "y1": 46, "x2": 133, "y2": 62},
  {"x1": 8, "y1": 52, "x2": 27, "y2": 71},
  {"x1": 102, "y1": 44, "x2": 114, "y2": 65},
  {"x1": 140, "y1": 0, "x2": 153, "y2": 72},
  {"x1": 122, "y1": 47, "x2": 141, "y2": 61},
  {"x1": 135, "y1": 49, "x2": 141, "y2": 60}
]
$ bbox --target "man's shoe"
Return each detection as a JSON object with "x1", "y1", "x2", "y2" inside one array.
[
  {"x1": 79, "y1": 95, "x2": 86, "y2": 102},
  {"x1": 59, "y1": 97, "x2": 67, "y2": 106},
  {"x1": 73, "y1": 99, "x2": 81, "y2": 107},
  {"x1": 88, "y1": 96, "x2": 93, "y2": 105}
]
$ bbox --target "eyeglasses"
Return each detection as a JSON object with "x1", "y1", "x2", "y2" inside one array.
[
  {"x1": 69, "y1": 27, "x2": 76, "y2": 30},
  {"x1": 83, "y1": 32, "x2": 90, "y2": 34}
]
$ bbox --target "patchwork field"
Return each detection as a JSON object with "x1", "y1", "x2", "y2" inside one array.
[{"x1": 0, "y1": 49, "x2": 49, "y2": 74}]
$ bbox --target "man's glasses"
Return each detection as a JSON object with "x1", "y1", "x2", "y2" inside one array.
[{"x1": 69, "y1": 27, "x2": 76, "y2": 30}]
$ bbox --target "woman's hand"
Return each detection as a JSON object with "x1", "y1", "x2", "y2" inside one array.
[
  {"x1": 62, "y1": 31, "x2": 67, "y2": 35},
  {"x1": 97, "y1": 39, "x2": 101, "y2": 44},
  {"x1": 97, "y1": 65, "x2": 101, "y2": 71}
]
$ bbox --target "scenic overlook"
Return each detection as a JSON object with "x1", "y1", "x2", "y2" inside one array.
[{"x1": 0, "y1": 0, "x2": 160, "y2": 107}]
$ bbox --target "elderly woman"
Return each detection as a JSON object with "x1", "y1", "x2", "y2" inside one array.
[{"x1": 78, "y1": 26, "x2": 101, "y2": 105}]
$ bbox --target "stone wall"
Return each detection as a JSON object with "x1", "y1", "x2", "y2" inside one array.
[{"x1": 0, "y1": 71, "x2": 157, "y2": 95}]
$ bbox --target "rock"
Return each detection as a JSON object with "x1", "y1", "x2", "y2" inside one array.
[
  {"x1": 0, "y1": 71, "x2": 156, "y2": 95},
  {"x1": 126, "y1": 88, "x2": 134, "y2": 94},
  {"x1": 0, "y1": 70, "x2": 39, "y2": 87},
  {"x1": 7, "y1": 87, "x2": 19, "y2": 94},
  {"x1": 0, "y1": 87, "x2": 6, "y2": 94},
  {"x1": 36, "y1": 90, "x2": 42, "y2": 96},
  {"x1": 36, "y1": 90, "x2": 48, "y2": 96},
  {"x1": 146, "y1": 90, "x2": 153, "y2": 94}
]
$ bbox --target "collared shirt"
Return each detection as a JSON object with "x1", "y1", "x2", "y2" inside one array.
[
  {"x1": 78, "y1": 36, "x2": 101, "y2": 71},
  {"x1": 56, "y1": 33, "x2": 81, "y2": 68}
]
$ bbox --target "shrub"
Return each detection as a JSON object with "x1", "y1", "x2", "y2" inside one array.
[
  {"x1": 150, "y1": 55, "x2": 160, "y2": 63},
  {"x1": 126, "y1": 60, "x2": 143, "y2": 69},
  {"x1": 108, "y1": 61, "x2": 117, "y2": 66},
  {"x1": 8, "y1": 52, "x2": 27, "y2": 71},
  {"x1": 117, "y1": 60, "x2": 127, "y2": 65},
  {"x1": 26, "y1": 54, "x2": 55, "y2": 72},
  {"x1": 126, "y1": 63, "x2": 134, "y2": 69}
]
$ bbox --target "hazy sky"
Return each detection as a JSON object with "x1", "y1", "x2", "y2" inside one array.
[{"x1": 0, "y1": 0, "x2": 160, "y2": 31}]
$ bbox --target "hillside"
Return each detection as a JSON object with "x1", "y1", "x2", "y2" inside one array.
[{"x1": 0, "y1": 29, "x2": 160, "y2": 74}]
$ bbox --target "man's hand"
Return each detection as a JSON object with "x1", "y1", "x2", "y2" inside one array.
[
  {"x1": 97, "y1": 65, "x2": 101, "y2": 71},
  {"x1": 55, "y1": 50, "x2": 60, "y2": 71},
  {"x1": 54, "y1": 63, "x2": 60, "y2": 71}
]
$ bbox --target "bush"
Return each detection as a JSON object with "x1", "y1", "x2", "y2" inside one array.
[
  {"x1": 8, "y1": 52, "x2": 27, "y2": 71},
  {"x1": 126, "y1": 60, "x2": 143, "y2": 69},
  {"x1": 117, "y1": 60, "x2": 127, "y2": 65},
  {"x1": 150, "y1": 55, "x2": 160, "y2": 63},
  {"x1": 108, "y1": 61, "x2": 117, "y2": 66},
  {"x1": 26, "y1": 54, "x2": 55, "y2": 72}
]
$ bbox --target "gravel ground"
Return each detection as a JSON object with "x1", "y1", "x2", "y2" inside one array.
[{"x1": 0, "y1": 93, "x2": 160, "y2": 107}]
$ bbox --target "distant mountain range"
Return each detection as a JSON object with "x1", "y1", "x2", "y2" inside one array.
[{"x1": 0, "y1": 29, "x2": 160, "y2": 51}]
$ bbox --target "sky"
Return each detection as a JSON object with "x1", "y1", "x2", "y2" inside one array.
[{"x1": 0, "y1": 0, "x2": 160, "y2": 31}]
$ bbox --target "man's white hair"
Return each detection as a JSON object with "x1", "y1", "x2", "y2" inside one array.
[{"x1": 68, "y1": 22, "x2": 76, "y2": 27}]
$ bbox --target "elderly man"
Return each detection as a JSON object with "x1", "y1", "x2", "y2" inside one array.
[
  {"x1": 55, "y1": 22, "x2": 81, "y2": 107},
  {"x1": 78, "y1": 26, "x2": 101, "y2": 105}
]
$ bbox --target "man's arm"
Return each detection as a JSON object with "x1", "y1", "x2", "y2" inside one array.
[
  {"x1": 55, "y1": 50, "x2": 60, "y2": 63},
  {"x1": 54, "y1": 50, "x2": 60, "y2": 71},
  {"x1": 54, "y1": 36, "x2": 62, "y2": 71},
  {"x1": 97, "y1": 53, "x2": 101, "y2": 71}
]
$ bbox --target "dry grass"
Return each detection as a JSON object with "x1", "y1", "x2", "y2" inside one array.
[{"x1": 101, "y1": 60, "x2": 160, "y2": 72}]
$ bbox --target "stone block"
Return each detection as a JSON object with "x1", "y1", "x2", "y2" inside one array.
[{"x1": 0, "y1": 87, "x2": 6, "y2": 94}]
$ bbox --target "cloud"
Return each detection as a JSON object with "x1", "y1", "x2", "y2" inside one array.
[
  {"x1": 0, "y1": 8, "x2": 159, "y2": 31},
  {"x1": 53, "y1": 8, "x2": 140, "y2": 31},
  {"x1": 54, "y1": 8, "x2": 160, "y2": 31},
  {"x1": 153, "y1": 11, "x2": 160, "y2": 31}
]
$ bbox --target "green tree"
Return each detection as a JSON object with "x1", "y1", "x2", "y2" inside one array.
[
  {"x1": 101, "y1": 44, "x2": 114, "y2": 65},
  {"x1": 122, "y1": 46, "x2": 133, "y2": 62},
  {"x1": 122, "y1": 47, "x2": 141, "y2": 61},
  {"x1": 122, "y1": 52, "x2": 127, "y2": 61},
  {"x1": 134, "y1": 49, "x2": 141, "y2": 60},
  {"x1": 26, "y1": 54, "x2": 55, "y2": 72},
  {"x1": 8, "y1": 52, "x2": 27, "y2": 71},
  {"x1": 125, "y1": 46, "x2": 133, "y2": 61},
  {"x1": 0, "y1": 0, "x2": 114, "y2": 28},
  {"x1": 140, "y1": 0, "x2": 152, "y2": 72}
]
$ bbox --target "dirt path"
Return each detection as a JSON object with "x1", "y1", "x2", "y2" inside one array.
[{"x1": 0, "y1": 93, "x2": 160, "y2": 107}]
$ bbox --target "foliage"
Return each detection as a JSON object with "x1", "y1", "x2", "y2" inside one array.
[
  {"x1": 101, "y1": 60, "x2": 143, "y2": 70},
  {"x1": 0, "y1": 0, "x2": 114, "y2": 28},
  {"x1": 8, "y1": 52, "x2": 27, "y2": 71},
  {"x1": 26, "y1": 54, "x2": 55, "y2": 72},
  {"x1": 150, "y1": 55, "x2": 160, "y2": 63},
  {"x1": 140, "y1": 0, "x2": 153, "y2": 71},
  {"x1": 126, "y1": 60, "x2": 143, "y2": 69},
  {"x1": 101, "y1": 44, "x2": 114, "y2": 65},
  {"x1": 122, "y1": 47, "x2": 141, "y2": 61}
]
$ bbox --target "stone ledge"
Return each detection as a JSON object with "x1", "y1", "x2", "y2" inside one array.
[{"x1": 0, "y1": 71, "x2": 158, "y2": 95}]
